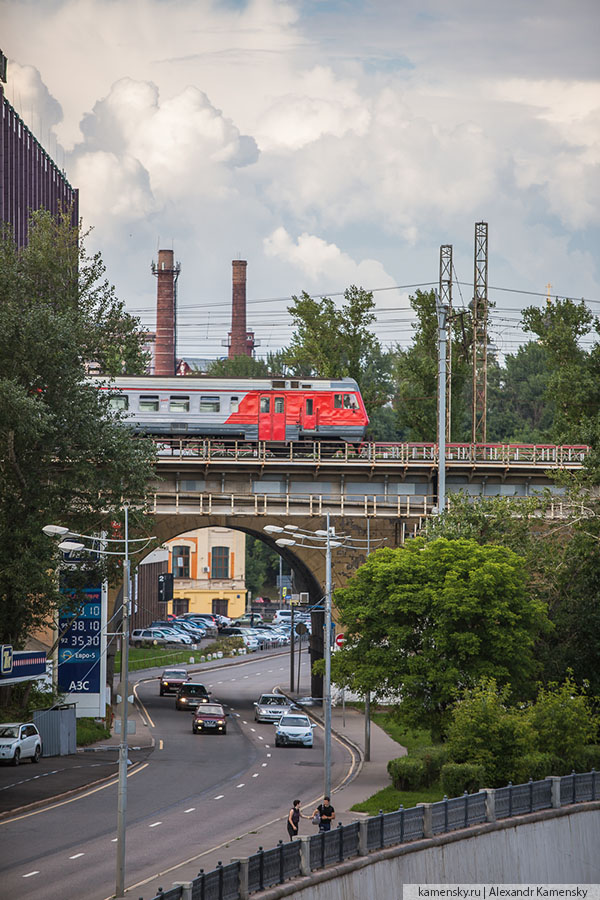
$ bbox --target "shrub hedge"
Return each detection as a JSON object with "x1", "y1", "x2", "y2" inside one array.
[{"x1": 440, "y1": 762, "x2": 486, "y2": 796}]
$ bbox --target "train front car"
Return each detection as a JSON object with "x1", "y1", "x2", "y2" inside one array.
[{"x1": 94, "y1": 376, "x2": 369, "y2": 444}]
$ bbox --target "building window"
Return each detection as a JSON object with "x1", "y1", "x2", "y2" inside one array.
[
  {"x1": 200, "y1": 396, "x2": 220, "y2": 412},
  {"x1": 109, "y1": 395, "x2": 129, "y2": 410},
  {"x1": 170, "y1": 396, "x2": 190, "y2": 412},
  {"x1": 211, "y1": 546, "x2": 229, "y2": 579},
  {"x1": 212, "y1": 598, "x2": 229, "y2": 616},
  {"x1": 140, "y1": 395, "x2": 160, "y2": 412},
  {"x1": 173, "y1": 545, "x2": 191, "y2": 578},
  {"x1": 173, "y1": 597, "x2": 190, "y2": 616}
]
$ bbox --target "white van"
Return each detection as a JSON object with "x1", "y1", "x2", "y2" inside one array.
[{"x1": 272, "y1": 609, "x2": 293, "y2": 625}]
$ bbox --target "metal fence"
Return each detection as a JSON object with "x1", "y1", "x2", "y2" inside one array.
[{"x1": 146, "y1": 770, "x2": 598, "y2": 900}]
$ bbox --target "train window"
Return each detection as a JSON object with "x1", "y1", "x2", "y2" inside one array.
[
  {"x1": 274, "y1": 397, "x2": 284, "y2": 414},
  {"x1": 230, "y1": 396, "x2": 239, "y2": 413},
  {"x1": 272, "y1": 380, "x2": 286, "y2": 389},
  {"x1": 139, "y1": 395, "x2": 159, "y2": 412},
  {"x1": 302, "y1": 384, "x2": 312, "y2": 389},
  {"x1": 334, "y1": 394, "x2": 343, "y2": 409},
  {"x1": 170, "y1": 396, "x2": 190, "y2": 412},
  {"x1": 260, "y1": 397, "x2": 270, "y2": 413},
  {"x1": 306, "y1": 398, "x2": 314, "y2": 415},
  {"x1": 290, "y1": 381, "x2": 299, "y2": 389},
  {"x1": 344, "y1": 394, "x2": 359, "y2": 409},
  {"x1": 109, "y1": 395, "x2": 128, "y2": 411},
  {"x1": 200, "y1": 396, "x2": 220, "y2": 412}
]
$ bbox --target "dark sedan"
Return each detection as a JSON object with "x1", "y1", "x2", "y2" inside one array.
[
  {"x1": 175, "y1": 682, "x2": 212, "y2": 711},
  {"x1": 192, "y1": 704, "x2": 227, "y2": 735},
  {"x1": 159, "y1": 668, "x2": 190, "y2": 696}
]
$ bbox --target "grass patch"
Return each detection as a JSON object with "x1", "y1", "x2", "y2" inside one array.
[
  {"x1": 371, "y1": 710, "x2": 432, "y2": 753},
  {"x1": 76, "y1": 717, "x2": 111, "y2": 746},
  {"x1": 351, "y1": 784, "x2": 444, "y2": 815},
  {"x1": 115, "y1": 637, "x2": 244, "y2": 672}
]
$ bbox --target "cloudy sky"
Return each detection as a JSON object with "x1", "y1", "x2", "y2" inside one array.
[{"x1": 3, "y1": 0, "x2": 599, "y2": 361}]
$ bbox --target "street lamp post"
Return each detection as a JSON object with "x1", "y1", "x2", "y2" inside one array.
[
  {"x1": 43, "y1": 513, "x2": 152, "y2": 899},
  {"x1": 263, "y1": 518, "x2": 375, "y2": 798}
]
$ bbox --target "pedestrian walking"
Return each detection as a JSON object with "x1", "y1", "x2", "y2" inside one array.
[
  {"x1": 312, "y1": 796, "x2": 335, "y2": 832},
  {"x1": 287, "y1": 799, "x2": 306, "y2": 840}
]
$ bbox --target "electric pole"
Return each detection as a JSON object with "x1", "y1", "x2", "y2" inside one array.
[{"x1": 472, "y1": 222, "x2": 489, "y2": 444}]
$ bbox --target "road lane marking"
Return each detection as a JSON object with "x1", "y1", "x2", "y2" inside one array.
[
  {"x1": 267, "y1": 753, "x2": 271, "y2": 758},
  {"x1": 159, "y1": 739, "x2": 163, "y2": 750},
  {"x1": 258, "y1": 736, "x2": 264, "y2": 740},
  {"x1": 1, "y1": 762, "x2": 150, "y2": 825},
  {"x1": 214, "y1": 794, "x2": 224, "y2": 799},
  {"x1": 252, "y1": 773, "x2": 259, "y2": 778},
  {"x1": 111, "y1": 838, "x2": 118, "y2": 842},
  {"x1": 262, "y1": 763, "x2": 268, "y2": 767},
  {"x1": 250, "y1": 727, "x2": 256, "y2": 732},
  {"x1": 184, "y1": 808, "x2": 195, "y2": 813},
  {"x1": 149, "y1": 821, "x2": 162, "y2": 827},
  {"x1": 217, "y1": 681, "x2": 223, "y2": 684},
  {"x1": 236, "y1": 783, "x2": 245, "y2": 788},
  {"x1": 133, "y1": 683, "x2": 155, "y2": 728},
  {"x1": 69, "y1": 853, "x2": 84, "y2": 859},
  {"x1": 23, "y1": 871, "x2": 39, "y2": 878},
  {"x1": 243, "y1": 675, "x2": 249, "y2": 679}
]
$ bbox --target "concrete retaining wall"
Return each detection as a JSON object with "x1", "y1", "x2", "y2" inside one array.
[{"x1": 259, "y1": 805, "x2": 600, "y2": 900}]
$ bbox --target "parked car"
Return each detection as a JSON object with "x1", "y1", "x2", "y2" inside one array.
[
  {"x1": 182, "y1": 614, "x2": 218, "y2": 637},
  {"x1": 241, "y1": 632, "x2": 259, "y2": 652},
  {"x1": 272, "y1": 610, "x2": 293, "y2": 626},
  {"x1": 171, "y1": 619, "x2": 207, "y2": 640},
  {"x1": 274, "y1": 713, "x2": 316, "y2": 748},
  {"x1": 175, "y1": 682, "x2": 212, "y2": 711},
  {"x1": 192, "y1": 703, "x2": 228, "y2": 734},
  {"x1": 152, "y1": 627, "x2": 193, "y2": 646},
  {"x1": 254, "y1": 693, "x2": 297, "y2": 723},
  {"x1": 0, "y1": 722, "x2": 42, "y2": 765},
  {"x1": 131, "y1": 628, "x2": 175, "y2": 648},
  {"x1": 159, "y1": 668, "x2": 190, "y2": 696},
  {"x1": 234, "y1": 613, "x2": 264, "y2": 626}
]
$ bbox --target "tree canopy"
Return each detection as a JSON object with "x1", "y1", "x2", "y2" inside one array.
[
  {"x1": 329, "y1": 537, "x2": 548, "y2": 738},
  {"x1": 0, "y1": 211, "x2": 155, "y2": 648}
]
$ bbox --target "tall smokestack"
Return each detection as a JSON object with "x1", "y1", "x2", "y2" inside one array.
[
  {"x1": 152, "y1": 249, "x2": 180, "y2": 376},
  {"x1": 228, "y1": 260, "x2": 254, "y2": 358}
]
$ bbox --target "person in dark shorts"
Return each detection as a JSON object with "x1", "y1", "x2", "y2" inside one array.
[
  {"x1": 287, "y1": 799, "x2": 306, "y2": 839},
  {"x1": 312, "y1": 796, "x2": 335, "y2": 832}
]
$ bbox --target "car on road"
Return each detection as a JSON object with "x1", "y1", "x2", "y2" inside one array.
[
  {"x1": 175, "y1": 682, "x2": 212, "y2": 711},
  {"x1": 159, "y1": 668, "x2": 190, "y2": 696},
  {"x1": 0, "y1": 722, "x2": 42, "y2": 765},
  {"x1": 274, "y1": 713, "x2": 316, "y2": 748},
  {"x1": 192, "y1": 703, "x2": 228, "y2": 735},
  {"x1": 254, "y1": 693, "x2": 297, "y2": 723}
]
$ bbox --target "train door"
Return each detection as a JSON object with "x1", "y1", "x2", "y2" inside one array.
[
  {"x1": 302, "y1": 395, "x2": 317, "y2": 434},
  {"x1": 258, "y1": 395, "x2": 286, "y2": 440}
]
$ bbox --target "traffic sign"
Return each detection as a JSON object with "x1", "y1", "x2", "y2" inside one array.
[{"x1": 335, "y1": 633, "x2": 346, "y2": 648}]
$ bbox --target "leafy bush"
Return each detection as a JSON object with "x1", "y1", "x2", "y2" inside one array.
[
  {"x1": 76, "y1": 717, "x2": 111, "y2": 746},
  {"x1": 387, "y1": 756, "x2": 425, "y2": 791},
  {"x1": 440, "y1": 762, "x2": 486, "y2": 796},
  {"x1": 445, "y1": 679, "x2": 534, "y2": 785},
  {"x1": 416, "y1": 745, "x2": 449, "y2": 786},
  {"x1": 511, "y1": 751, "x2": 561, "y2": 783},
  {"x1": 572, "y1": 745, "x2": 600, "y2": 773},
  {"x1": 526, "y1": 675, "x2": 597, "y2": 767}
]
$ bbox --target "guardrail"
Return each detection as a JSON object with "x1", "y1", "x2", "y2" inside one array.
[
  {"x1": 154, "y1": 439, "x2": 590, "y2": 468},
  {"x1": 146, "y1": 770, "x2": 599, "y2": 900}
]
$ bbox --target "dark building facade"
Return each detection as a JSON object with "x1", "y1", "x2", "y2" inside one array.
[{"x1": 1, "y1": 83, "x2": 79, "y2": 247}]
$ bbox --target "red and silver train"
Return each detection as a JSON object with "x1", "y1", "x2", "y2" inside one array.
[{"x1": 97, "y1": 376, "x2": 369, "y2": 442}]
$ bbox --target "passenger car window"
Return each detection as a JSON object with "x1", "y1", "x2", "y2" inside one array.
[
  {"x1": 109, "y1": 395, "x2": 129, "y2": 411},
  {"x1": 334, "y1": 394, "x2": 343, "y2": 409},
  {"x1": 170, "y1": 396, "x2": 190, "y2": 412},
  {"x1": 344, "y1": 394, "x2": 359, "y2": 409},
  {"x1": 306, "y1": 398, "x2": 314, "y2": 415},
  {"x1": 260, "y1": 397, "x2": 270, "y2": 413},
  {"x1": 274, "y1": 397, "x2": 284, "y2": 414},
  {"x1": 200, "y1": 396, "x2": 220, "y2": 412},
  {"x1": 230, "y1": 396, "x2": 239, "y2": 413},
  {"x1": 139, "y1": 395, "x2": 159, "y2": 412}
]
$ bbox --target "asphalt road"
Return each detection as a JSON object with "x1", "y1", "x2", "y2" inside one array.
[{"x1": 0, "y1": 651, "x2": 351, "y2": 900}]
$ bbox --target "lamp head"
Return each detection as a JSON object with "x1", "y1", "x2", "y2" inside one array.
[{"x1": 43, "y1": 525, "x2": 70, "y2": 536}]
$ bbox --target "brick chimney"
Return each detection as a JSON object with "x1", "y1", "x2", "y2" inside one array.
[
  {"x1": 152, "y1": 249, "x2": 179, "y2": 376},
  {"x1": 228, "y1": 260, "x2": 254, "y2": 358}
]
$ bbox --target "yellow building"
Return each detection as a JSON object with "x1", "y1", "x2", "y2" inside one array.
[{"x1": 164, "y1": 527, "x2": 247, "y2": 620}]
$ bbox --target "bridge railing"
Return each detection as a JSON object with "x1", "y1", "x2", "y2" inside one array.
[
  {"x1": 153, "y1": 439, "x2": 589, "y2": 467},
  {"x1": 146, "y1": 770, "x2": 599, "y2": 900}
]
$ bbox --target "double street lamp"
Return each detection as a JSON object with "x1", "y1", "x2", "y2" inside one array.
[
  {"x1": 43, "y1": 507, "x2": 153, "y2": 899},
  {"x1": 264, "y1": 514, "x2": 372, "y2": 798}
]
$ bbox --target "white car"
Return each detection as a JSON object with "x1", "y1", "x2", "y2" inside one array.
[
  {"x1": 0, "y1": 723, "x2": 42, "y2": 765},
  {"x1": 254, "y1": 693, "x2": 297, "y2": 722},
  {"x1": 272, "y1": 610, "x2": 293, "y2": 626},
  {"x1": 274, "y1": 713, "x2": 316, "y2": 748},
  {"x1": 242, "y1": 633, "x2": 259, "y2": 652}
]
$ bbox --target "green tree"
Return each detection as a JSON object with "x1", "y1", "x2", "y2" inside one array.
[
  {"x1": 206, "y1": 355, "x2": 271, "y2": 377},
  {"x1": 329, "y1": 537, "x2": 547, "y2": 739},
  {"x1": 486, "y1": 342, "x2": 555, "y2": 443},
  {"x1": 245, "y1": 535, "x2": 280, "y2": 598},
  {"x1": 527, "y1": 674, "x2": 597, "y2": 766},
  {"x1": 0, "y1": 210, "x2": 155, "y2": 650},
  {"x1": 283, "y1": 286, "x2": 391, "y2": 415}
]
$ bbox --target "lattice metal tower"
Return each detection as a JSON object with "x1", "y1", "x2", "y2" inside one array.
[
  {"x1": 472, "y1": 222, "x2": 488, "y2": 443},
  {"x1": 439, "y1": 245, "x2": 453, "y2": 442}
]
